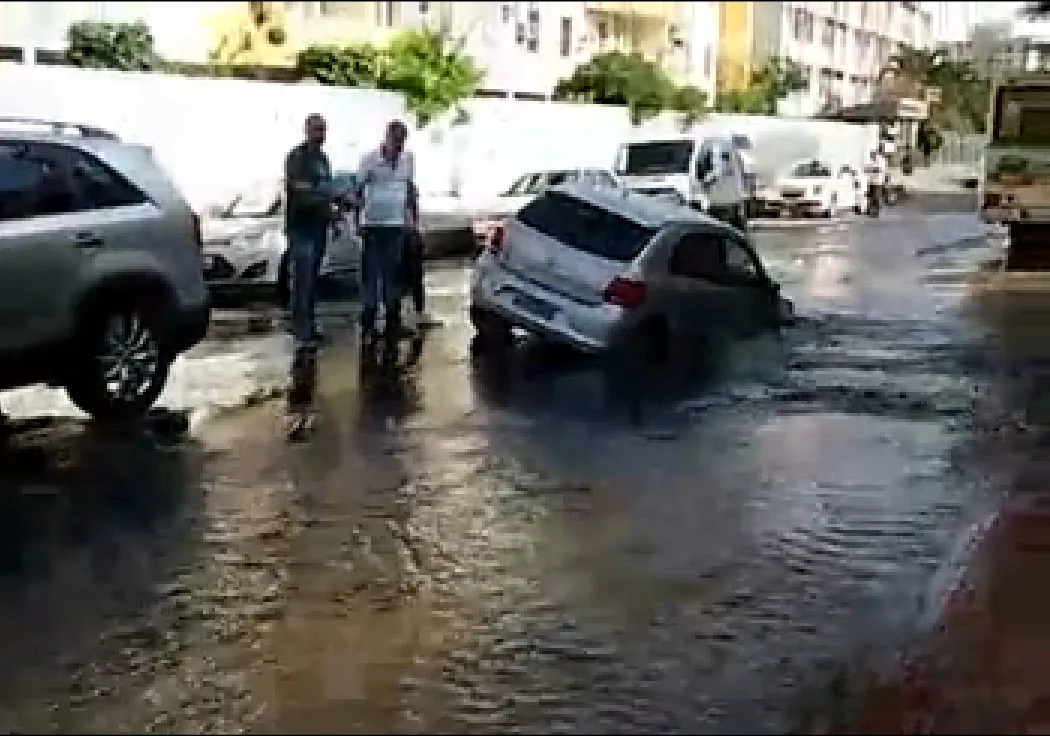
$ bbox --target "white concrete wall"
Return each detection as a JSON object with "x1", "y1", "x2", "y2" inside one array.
[{"x1": 0, "y1": 64, "x2": 878, "y2": 210}]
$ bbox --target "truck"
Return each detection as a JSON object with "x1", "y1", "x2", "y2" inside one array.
[{"x1": 980, "y1": 75, "x2": 1050, "y2": 270}]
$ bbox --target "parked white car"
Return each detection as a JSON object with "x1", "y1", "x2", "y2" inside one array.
[
  {"x1": 758, "y1": 159, "x2": 866, "y2": 218},
  {"x1": 472, "y1": 168, "x2": 620, "y2": 248},
  {"x1": 201, "y1": 173, "x2": 361, "y2": 305}
]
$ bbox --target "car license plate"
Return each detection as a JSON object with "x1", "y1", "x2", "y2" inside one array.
[{"x1": 513, "y1": 292, "x2": 556, "y2": 320}]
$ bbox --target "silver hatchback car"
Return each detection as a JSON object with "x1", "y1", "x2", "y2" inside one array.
[{"x1": 469, "y1": 183, "x2": 791, "y2": 359}]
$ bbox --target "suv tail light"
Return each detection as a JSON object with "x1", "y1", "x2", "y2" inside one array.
[
  {"x1": 603, "y1": 276, "x2": 647, "y2": 309},
  {"x1": 486, "y1": 223, "x2": 506, "y2": 254}
]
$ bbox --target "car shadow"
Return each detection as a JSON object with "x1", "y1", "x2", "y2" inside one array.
[{"x1": 0, "y1": 408, "x2": 204, "y2": 583}]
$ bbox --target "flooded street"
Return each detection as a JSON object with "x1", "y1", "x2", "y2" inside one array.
[{"x1": 0, "y1": 197, "x2": 1028, "y2": 734}]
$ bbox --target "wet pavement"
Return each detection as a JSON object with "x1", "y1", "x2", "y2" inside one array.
[{"x1": 0, "y1": 198, "x2": 1029, "y2": 734}]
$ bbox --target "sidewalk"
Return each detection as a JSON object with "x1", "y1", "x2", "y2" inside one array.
[{"x1": 815, "y1": 493, "x2": 1050, "y2": 734}]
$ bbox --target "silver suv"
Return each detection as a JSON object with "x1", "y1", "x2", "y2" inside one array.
[
  {"x1": 0, "y1": 117, "x2": 210, "y2": 421},
  {"x1": 470, "y1": 183, "x2": 791, "y2": 359}
]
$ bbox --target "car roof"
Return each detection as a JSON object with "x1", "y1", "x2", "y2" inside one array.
[
  {"x1": 0, "y1": 125, "x2": 185, "y2": 207},
  {"x1": 547, "y1": 181, "x2": 730, "y2": 232}
]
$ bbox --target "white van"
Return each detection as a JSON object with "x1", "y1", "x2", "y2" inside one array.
[{"x1": 614, "y1": 134, "x2": 750, "y2": 230}]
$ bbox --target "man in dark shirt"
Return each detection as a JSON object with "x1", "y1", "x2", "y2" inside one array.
[{"x1": 284, "y1": 113, "x2": 333, "y2": 347}]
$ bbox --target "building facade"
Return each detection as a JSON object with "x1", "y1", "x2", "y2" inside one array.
[
  {"x1": 717, "y1": 1, "x2": 958, "y2": 115},
  {"x1": 0, "y1": 1, "x2": 719, "y2": 101}
]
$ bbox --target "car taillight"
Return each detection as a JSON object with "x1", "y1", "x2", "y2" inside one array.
[
  {"x1": 486, "y1": 223, "x2": 506, "y2": 254},
  {"x1": 603, "y1": 276, "x2": 647, "y2": 309},
  {"x1": 190, "y1": 211, "x2": 203, "y2": 251}
]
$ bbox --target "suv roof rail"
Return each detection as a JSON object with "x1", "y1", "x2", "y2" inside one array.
[{"x1": 0, "y1": 116, "x2": 120, "y2": 140}]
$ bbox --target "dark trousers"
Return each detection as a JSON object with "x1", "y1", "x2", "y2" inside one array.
[
  {"x1": 401, "y1": 228, "x2": 425, "y2": 315},
  {"x1": 360, "y1": 226, "x2": 404, "y2": 333},
  {"x1": 287, "y1": 223, "x2": 328, "y2": 344}
]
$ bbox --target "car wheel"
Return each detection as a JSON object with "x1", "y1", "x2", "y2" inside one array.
[
  {"x1": 469, "y1": 305, "x2": 513, "y2": 353},
  {"x1": 65, "y1": 301, "x2": 172, "y2": 423},
  {"x1": 603, "y1": 318, "x2": 669, "y2": 418}
]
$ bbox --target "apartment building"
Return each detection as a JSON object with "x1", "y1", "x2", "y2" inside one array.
[
  {"x1": 718, "y1": 1, "x2": 952, "y2": 115},
  {"x1": 273, "y1": 2, "x2": 718, "y2": 100},
  {"x1": 0, "y1": 2, "x2": 718, "y2": 101},
  {"x1": 0, "y1": 2, "x2": 232, "y2": 63}
]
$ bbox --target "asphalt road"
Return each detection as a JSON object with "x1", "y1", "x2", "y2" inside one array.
[{"x1": 0, "y1": 197, "x2": 1031, "y2": 734}]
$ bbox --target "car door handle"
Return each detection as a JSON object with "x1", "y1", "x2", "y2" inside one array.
[{"x1": 73, "y1": 232, "x2": 104, "y2": 249}]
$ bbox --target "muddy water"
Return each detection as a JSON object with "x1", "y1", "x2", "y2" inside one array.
[{"x1": 0, "y1": 208, "x2": 1015, "y2": 734}]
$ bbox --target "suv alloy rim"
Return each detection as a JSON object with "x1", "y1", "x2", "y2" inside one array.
[{"x1": 97, "y1": 312, "x2": 160, "y2": 403}]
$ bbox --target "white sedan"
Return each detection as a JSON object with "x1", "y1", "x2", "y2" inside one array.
[
  {"x1": 758, "y1": 160, "x2": 866, "y2": 218},
  {"x1": 471, "y1": 168, "x2": 620, "y2": 248},
  {"x1": 201, "y1": 174, "x2": 361, "y2": 305}
]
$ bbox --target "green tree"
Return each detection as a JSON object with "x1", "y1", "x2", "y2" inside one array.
[
  {"x1": 877, "y1": 46, "x2": 989, "y2": 134},
  {"x1": 376, "y1": 27, "x2": 482, "y2": 128},
  {"x1": 295, "y1": 43, "x2": 382, "y2": 87},
  {"x1": 553, "y1": 50, "x2": 676, "y2": 125},
  {"x1": 670, "y1": 84, "x2": 708, "y2": 130},
  {"x1": 65, "y1": 20, "x2": 162, "y2": 71},
  {"x1": 713, "y1": 57, "x2": 808, "y2": 115}
]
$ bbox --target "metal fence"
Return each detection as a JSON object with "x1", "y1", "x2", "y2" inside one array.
[{"x1": 930, "y1": 132, "x2": 986, "y2": 171}]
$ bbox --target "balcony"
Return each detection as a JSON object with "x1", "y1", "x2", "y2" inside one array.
[{"x1": 585, "y1": 2, "x2": 677, "y2": 23}]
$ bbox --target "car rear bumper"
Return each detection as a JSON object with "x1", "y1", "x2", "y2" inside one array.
[{"x1": 470, "y1": 259, "x2": 624, "y2": 354}]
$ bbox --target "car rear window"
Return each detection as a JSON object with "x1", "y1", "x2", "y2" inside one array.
[{"x1": 515, "y1": 191, "x2": 655, "y2": 263}]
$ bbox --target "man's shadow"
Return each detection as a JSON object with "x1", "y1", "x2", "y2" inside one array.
[{"x1": 357, "y1": 333, "x2": 426, "y2": 425}]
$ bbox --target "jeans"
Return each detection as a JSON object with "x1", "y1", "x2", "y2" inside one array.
[
  {"x1": 401, "y1": 228, "x2": 425, "y2": 315},
  {"x1": 360, "y1": 225, "x2": 405, "y2": 333},
  {"x1": 287, "y1": 223, "x2": 328, "y2": 344}
]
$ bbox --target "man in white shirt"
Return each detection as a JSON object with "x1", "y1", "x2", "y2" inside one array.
[{"x1": 355, "y1": 120, "x2": 419, "y2": 344}]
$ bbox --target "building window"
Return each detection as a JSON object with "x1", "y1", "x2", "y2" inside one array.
[
  {"x1": 792, "y1": 8, "x2": 806, "y2": 43},
  {"x1": 526, "y1": 4, "x2": 540, "y2": 53},
  {"x1": 419, "y1": 2, "x2": 430, "y2": 15},
  {"x1": 319, "y1": 2, "x2": 337, "y2": 15},
  {"x1": 560, "y1": 17, "x2": 572, "y2": 57},
  {"x1": 376, "y1": 1, "x2": 396, "y2": 27},
  {"x1": 703, "y1": 45, "x2": 712, "y2": 77},
  {"x1": 515, "y1": 21, "x2": 526, "y2": 46},
  {"x1": 822, "y1": 18, "x2": 835, "y2": 48}
]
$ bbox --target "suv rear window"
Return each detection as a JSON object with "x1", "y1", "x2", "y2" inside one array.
[{"x1": 516, "y1": 191, "x2": 654, "y2": 263}]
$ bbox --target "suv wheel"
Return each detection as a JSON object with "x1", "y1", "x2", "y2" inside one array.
[
  {"x1": 65, "y1": 305, "x2": 171, "y2": 422},
  {"x1": 469, "y1": 305, "x2": 513, "y2": 353}
]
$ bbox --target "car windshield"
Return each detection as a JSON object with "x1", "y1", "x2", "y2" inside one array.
[
  {"x1": 223, "y1": 180, "x2": 279, "y2": 219},
  {"x1": 516, "y1": 191, "x2": 655, "y2": 263},
  {"x1": 731, "y1": 134, "x2": 753, "y2": 151},
  {"x1": 992, "y1": 86, "x2": 1050, "y2": 146},
  {"x1": 617, "y1": 140, "x2": 695, "y2": 176},
  {"x1": 788, "y1": 161, "x2": 832, "y2": 178},
  {"x1": 504, "y1": 171, "x2": 576, "y2": 197}
]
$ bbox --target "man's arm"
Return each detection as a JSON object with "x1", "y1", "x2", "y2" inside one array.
[
  {"x1": 405, "y1": 153, "x2": 419, "y2": 230},
  {"x1": 353, "y1": 154, "x2": 370, "y2": 229},
  {"x1": 284, "y1": 147, "x2": 313, "y2": 193}
]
